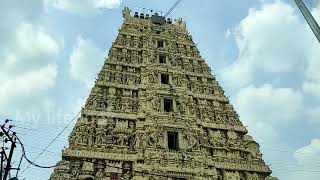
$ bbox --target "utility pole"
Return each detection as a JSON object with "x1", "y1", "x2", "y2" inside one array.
[
  {"x1": 3, "y1": 137, "x2": 15, "y2": 180},
  {"x1": 294, "y1": 0, "x2": 320, "y2": 43},
  {"x1": 0, "y1": 149, "x2": 3, "y2": 180},
  {"x1": 0, "y1": 120, "x2": 18, "y2": 180}
]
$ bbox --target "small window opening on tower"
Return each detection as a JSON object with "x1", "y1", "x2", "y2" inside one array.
[
  {"x1": 164, "y1": 98, "x2": 173, "y2": 112},
  {"x1": 156, "y1": 31, "x2": 161, "y2": 34},
  {"x1": 159, "y1": 55, "x2": 166, "y2": 64},
  {"x1": 139, "y1": 118, "x2": 145, "y2": 122},
  {"x1": 84, "y1": 178, "x2": 94, "y2": 180},
  {"x1": 157, "y1": 40, "x2": 164, "y2": 48},
  {"x1": 161, "y1": 74, "x2": 169, "y2": 84},
  {"x1": 209, "y1": 148, "x2": 216, "y2": 156},
  {"x1": 110, "y1": 173, "x2": 118, "y2": 180},
  {"x1": 167, "y1": 131, "x2": 179, "y2": 150}
]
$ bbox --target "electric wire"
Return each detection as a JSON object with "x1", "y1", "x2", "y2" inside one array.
[
  {"x1": 15, "y1": 148, "x2": 61, "y2": 157},
  {"x1": 22, "y1": 144, "x2": 61, "y2": 156},
  {"x1": 271, "y1": 167, "x2": 320, "y2": 173},
  {"x1": 16, "y1": 135, "x2": 65, "y2": 169},
  {"x1": 4, "y1": 120, "x2": 320, "y2": 178},
  {"x1": 270, "y1": 162, "x2": 320, "y2": 168},
  {"x1": 8, "y1": 118, "x2": 320, "y2": 172},
  {"x1": 13, "y1": 124, "x2": 320, "y2": 156},
  {"x1": 11, "y1": 118, "x2": 320, "y2": 174},
  {"x1": 12, "y1": 124, "x2": 320, "y2": 156},
  {"x1": 164, "y1": 0, "x2": 182, "y2": 17},
  {"x1": 1, "y1": 126, "x2": 67, "y2": 179},
  {"x1": 3, "y1": 2, "x2": 318, "y2": 172},
  {"x1": 14, "y1": 133, "x2": 56, "y2": 141},
  {"x1": 12, "y1": 120, "x2": 68, "y2": 128},
  {"x1": 262, "y1": 147, "x2": 320, "y2": 156},
  {"x1": 130, "y1": 5, "x2": 163, "y2": 14},
  {"x1": 12, "y1": 125, "x2": 60, "y2": 136},
  {"x1": 19, "y1": 110, "x2": 81, "y2": 174}
]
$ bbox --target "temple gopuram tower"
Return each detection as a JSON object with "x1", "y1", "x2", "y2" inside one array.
[{"x1": 51, "y1": 7, "x2": 275, "y2": 180}]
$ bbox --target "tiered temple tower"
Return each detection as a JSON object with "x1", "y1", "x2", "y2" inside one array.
[{"x1": 51, "y1": 7, "x2": 275, "y2": 180}]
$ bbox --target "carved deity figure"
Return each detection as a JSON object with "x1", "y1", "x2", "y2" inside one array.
[
  {"x1": 96, "y1": 168, "x2": 105, "y2": 178},
  {"x1": 56, "y1": 160, "x2": 70, "y2": 171},
  {"x1": 245, "y1": 172, "x2": 259, "y2": 180},
  {"x1": 227, "y1": 130, "x2": 238, "y2": 147},
  {"x1": 149, "y1": 91, "x2": 160, "y2": 111},
  {"x1": 115, "y1": 133, "x2": 129, "y2": 146},
  {"x1": 222, "y1": 171, "x2": 240, "y2": 180},
  {"x1": 95, "y1": 126, "x2": 105, "y2": 145},
  {"x1": 215, "y1": 112, "x2": 223, "y2": 123},
  {"x1": 147, "y1": 130, "x2": 157, "y2": 147},
  {"x1": 122, "y1": 7, "x2": 131, "y2": 20},
  {"x1": 114, "y1": 97, "x2": 123, "y2": 111},
  {"x1": 86, "y1": 123, "x2": 96, "y2": 147},
  {"x1": 246, "y1": 141, "x2": 262, "y2": 160},
  {"x1": 184, "y1": 130, "x2": 199, "y2": 151},
  {"x1": 134, "y1": 132, "x2": 142, "y2": 149},
  {"x1": 82, "y1": 161, "x2": 94, "y2": 172}
]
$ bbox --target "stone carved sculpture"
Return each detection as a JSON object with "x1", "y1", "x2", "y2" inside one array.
[
  {"x1": 122, "y1": 7, "x2": 131, "y2": 21},
  {"x1": 51, "y1": 7, "x2": 275, "y2": 180},
  {"x1": 82, "y1": 161, "x2": 94, "y2": 172}
]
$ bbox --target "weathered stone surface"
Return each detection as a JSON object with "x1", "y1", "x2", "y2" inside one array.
[{"x1": 51, "y1": 7, "x2": 274, "y2": 180}]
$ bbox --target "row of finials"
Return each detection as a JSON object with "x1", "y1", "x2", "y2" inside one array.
[{"x1": 133, "y1": 12, "x2": 173, "y2": 24}]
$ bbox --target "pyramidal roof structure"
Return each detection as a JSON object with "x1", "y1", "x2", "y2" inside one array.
[{"x1": 51, "y1": 7, "x2": 276, "y2": 180}]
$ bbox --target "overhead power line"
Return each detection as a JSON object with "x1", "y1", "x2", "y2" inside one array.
[
  {"x1": 262, "y1": 147, "x2": 320, "y2": 156},
  {"x1": 19, "y1": 110, "x2": 81, "y2": 175},
  {"x1": 14, "y1": 132, "x2": 56, "y2": 141},
  {"x1": 16, "y1": 134, "x2": 67, "y2": 170},
  {"x1": 15, "y1": 148, "x2": 61, "y2": 158},
  {"x1": 12, "y1": 126, "x2": 60, "y2": 136},
  {"x1": 272, "y1": 167, "x2": 320, "y2": 173},
  {"x1": 12, "y1": 120, "x2": 70, "y2": 128},
  {"x1": 164, "y1": 0, "x2": 182, "y2": 18},
  {"x1": 271, "y1": 162, "x2": 320, "y2": 168},
  {"x1": 16, "y1": 143, "x2": 62, "y2": 156},
  {"x1": 22, "y1": 144, "x2": 61, "y2": 156},
  {"x1": 4, "y1": 118, "x2": 320, "y2": 179}
]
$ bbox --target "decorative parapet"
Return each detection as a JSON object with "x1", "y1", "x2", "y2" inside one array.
[{"x1": 122, "y1": 6, "x2": 188, "y2": 33}]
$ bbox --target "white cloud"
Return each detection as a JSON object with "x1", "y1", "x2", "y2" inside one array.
[
  {"x1": 224, "y1": 28, "x2": 231, "y2": 39},
  {"x1": 0, "y1": 64, "x2": 57, "y2": 106},
  {"x1": 248, "y1": 121, "x2": 278, "y2": 146},
  {"x1": 233, "y1": 84, "x2": 305, "y2": 179},
  {"x1": 288, "y1": 139, "x2": 320, "y2": 180},
  {"x1": 220, "y1": 1, "x2": 320, "y2": 179},
  {"x1": 232, "y1": 84, "x2": 304, "y2": 179},
  {"x1": 234, "y1": 84, "x2": 303, "y2": 126},
  {"x1": 233, "y1": 83, "x2": 302, "y2": 151},
  {"x1": 221, "y1": 1, "x2": 319, "y2": 89},
  {"x1": 294, "y1": 139, "x2": 320, "y2": 164},
  {"x1": 306, "y1": 106, "x2": 320, "y2": 124},
  {"x1": 0, "y1": 22, "x2": 59, "y2": 110},
  {"x1": 46, "y1": 0, "x2": 122, "y2": 17},
  {"x1": 2, "y1": 22, "x2": 59, "y2": 74},
  {"x1": 302, "y1": 81, "x2": 320, "y2": 97},
  {"x1": 302, "y1": 6, "x2": 320, "y2": 98},
  {"x1": 70, "y1": 36, "x2": 105, "y2": 88}
]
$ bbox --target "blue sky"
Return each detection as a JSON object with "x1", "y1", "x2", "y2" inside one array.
[{"x1": 0, "y1": 0, "x2": 319, "y2": 179}]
